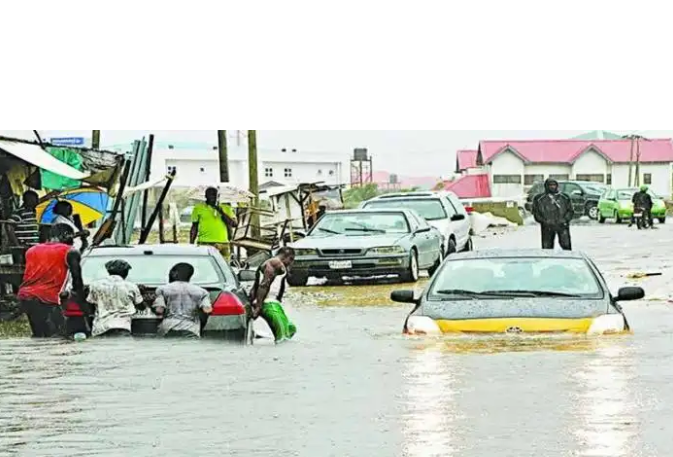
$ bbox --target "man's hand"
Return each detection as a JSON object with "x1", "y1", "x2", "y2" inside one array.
[{"x1": 251, "y1": 303, "x2": 262, "y2": 319}]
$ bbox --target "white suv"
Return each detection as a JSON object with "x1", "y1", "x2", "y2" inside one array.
[{"x1": 359, "y1": 191, "x2": 472, "y2": 255}]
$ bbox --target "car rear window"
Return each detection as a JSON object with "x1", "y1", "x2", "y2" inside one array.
[
  {"x1": 363, "y1": 199, "x2": 447, "y2": 221},
  {"x1": 82, "y1": 255, "x2": 227, "y2": 286}
]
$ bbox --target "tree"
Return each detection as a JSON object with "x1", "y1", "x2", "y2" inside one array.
[{"x1": 343, "y1": 184, "x2": 379, "y2": 208}]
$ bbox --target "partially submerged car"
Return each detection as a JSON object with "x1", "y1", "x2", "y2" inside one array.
[
  {"x1": 391, "y1": 249, "x2": 643, "y2": 335},
  {"x1": 597, "y1": 187, "x2": 667, "y2": 224},
  {"x1": 62, "y1": 244, "x2": 256, "y2": 340},
  {"x1": 288, "y1": 208, "x2": 443, "y2": 285}
]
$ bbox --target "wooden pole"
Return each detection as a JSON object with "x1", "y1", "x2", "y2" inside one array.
[
  {"x1": 92, "y1": 130, "x2": 101, "y2": 149},
  {"x1": 248, "y1": 130, "x2": 260, "y2": 238},
  {"x1": 217, "y1": 130, "x2": 229, "y2": 183},
  {"x1": 626, "y1": 136, "x2": 634, "y2": 187}
]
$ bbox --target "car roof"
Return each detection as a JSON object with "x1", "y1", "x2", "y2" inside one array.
[
  {"x1": 85, "y1": 243, "x2": 215, "y2": 257},
  {"x1": 328, "y1": 208, "x2": 416, "y2": 215},
  {"x1": 447, "y1": 248, "x2": 587, "y2": 260},
  {"x1": 367, "y1": 191, "x2": 454, "y2": 200}
]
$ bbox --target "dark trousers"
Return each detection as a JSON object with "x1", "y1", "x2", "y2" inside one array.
[
  {"x1": 540, "y1": 224, "x2": 572, "y2": 250},
  {"x1": 20, "y1": 299, "x2": 65, "y2": 337},
  {"x1": 631, "y1": 208, "x2": 653, "y2": 227}
]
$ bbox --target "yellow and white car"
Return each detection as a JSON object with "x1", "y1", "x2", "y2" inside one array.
[{"x1": 392, "y1": 249, "x2": 644, "y2": 336}]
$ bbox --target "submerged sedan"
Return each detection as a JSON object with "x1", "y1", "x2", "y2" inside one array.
[
  {"x1": 391, "y1": 249, "x2": 644, "y2": 335},
  {"x1": 287, "y1": 209, "x2": 443, "y2": 286},
  {"x1": 597, "y1": 187, "x2": 667, "y2": 224}
]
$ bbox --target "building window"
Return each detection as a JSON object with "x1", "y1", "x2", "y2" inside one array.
[
  {"x1": 264, "y1": 167, "x2": 273, "y2": 177},
  {"x1": 549, "y1": 174, "x2": 569, "y2": 181},
  {"x1": 524, "y1": 174, "x2": 544, "y2": 186},
  {"x1": 606, "y1": 174, "x2": 612, "y2": 185},
  {"x1": 329, "y1": 170, "x2": 334, "y2": 176},
  {"x1": 284, "y1": 168, "x2": 292, "y2": 178},
  {"x1": 493, "y1": 174, "x2": 522, "y2": 184},
  {"x1": 199, "y1": 167, "x2": 205, "y2": 173},
  {"x1": 167, "y1": 165, "x2": 177, "y2": 174},
  {"x1": 317, "y1": 169, "x2": 323, "y2": 176},
  {"x1": 644, "y1": 173, "x2": 652, "y2": 185},
  {"x1": 575, "y1": 174, "x2": 604, "y2": 183}
]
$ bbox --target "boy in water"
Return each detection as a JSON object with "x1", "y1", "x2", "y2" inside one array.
[{"x1": 152, "y1": 263, "x2": 212, "y2": 338}]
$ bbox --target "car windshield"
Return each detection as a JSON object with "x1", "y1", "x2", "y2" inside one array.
[
  {"x1": 364, "y1": 199, "x2": 447, "y2": 221},
  {"x1": 428, "y1": 257, "x2": 602, "y2": 298},
  {"x1": 311, "y1": 212, "x2": 410, "y2": 235},
  {"x1": 585, "y1": 185, "x2": 605, "y2": 194},
  {"x1": 82, "y1": 255, "x2": 228, "y2": 286}
]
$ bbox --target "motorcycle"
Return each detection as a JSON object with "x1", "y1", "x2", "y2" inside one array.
[{"x1": 633, "y1": 207, "x2": 649, "y2": 229}]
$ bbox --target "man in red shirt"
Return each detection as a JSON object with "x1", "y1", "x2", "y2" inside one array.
[{"x1": 18, "y1": 224, "x2": 84, "y2": 337}]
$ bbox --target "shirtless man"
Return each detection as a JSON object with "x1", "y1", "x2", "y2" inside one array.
[{"x1": 250, "y1": 247, "x2": 295, "y2": 318}]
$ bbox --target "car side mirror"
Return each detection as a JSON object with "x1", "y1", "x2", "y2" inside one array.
[
  {"x1": 615, "y1": 286, "x2": 645, "y2": 302},
  {"x1": 390, "y1": 290, "x2": 419, "y2": 304},
  {"x1": 237, "y1": 269, "x2": 257, "y2": 282},
  {"x1": 414, "y1": 227, "x2": 431, "y2": 235},
  {"x1": 451, "y1": 214, "x2": 466, "y2": 221}
]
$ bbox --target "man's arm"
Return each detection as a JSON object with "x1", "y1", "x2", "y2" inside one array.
[
  {"x1": 199, "y1": 290, "x2": 213, "y2": 314},
  {"x1": 562, "y1": 195, "x2": 574, "y2": 223},
  {"x1": 216, "y1": 205, "x2": 238, "y2": 228},
  {"x1": 253, "y1": 260, "x2": 280, "y2": 316},
  {"x1": 66, "y1": 249, "x2": 84, "y2": 297},
  {"x1": 152, "y1": 288, "x2": 166, "y2": 315},
  {"x1": 7, "y1": 214, "x2": 21, "y2": 246},
  {"x1": 190, "y1": 223, "x2": 199, "y2": 244},
  {"x1": 531, "y1": 194, "x2": 543, "y2": 223}
]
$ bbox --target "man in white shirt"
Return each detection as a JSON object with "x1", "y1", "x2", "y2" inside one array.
[
  {"x1": 87, "y1": 259, "x2": 143, "y2": 337},
  {"x1": 52, "y1": 201, "x2": 89, "y2": 250}
]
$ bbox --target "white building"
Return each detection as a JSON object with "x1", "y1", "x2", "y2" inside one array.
[
  {"x1": 469, "y1": 139, "x2": 673, "y2": 198},
  {"x1": 137, "y1": 141, "x2": 349, "y2": 191}
]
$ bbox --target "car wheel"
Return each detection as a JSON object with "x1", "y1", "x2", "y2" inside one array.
[
  {"x1": 598, "y1": 211, "x2": 606, "y2": 223},
  {"x1": 400, "y1": 249, "x2": 419, "y2": 283},
  {"x1": 461, "y1": 237, "x2": 473, "y2": 252},
  {"x1": 287, "y1": 271, "x2": 309, "y2": 287},
  {"x1": 428, "y1": 248, "x2": 444, "y2": 277},
  {"x1": 659, "y1": 217, "x2": 666, "y2": 224},
  {"x1": 614, "y1": 211, "x2": 622, "y2": 224},
  {"x1": 586, "y1": 203, "x2": 598, "y2": 220},
  {"x1": 446, "y1": 237, "x2": 457, "y2": 256}
]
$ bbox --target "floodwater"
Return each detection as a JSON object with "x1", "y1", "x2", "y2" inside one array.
[{"x1": 2, "y1": 222, "x2": 673, "y2": 456}]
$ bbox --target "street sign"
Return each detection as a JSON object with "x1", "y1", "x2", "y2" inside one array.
[{"x1": 49, "y1": 137, "x2": 85, "y2": 147}]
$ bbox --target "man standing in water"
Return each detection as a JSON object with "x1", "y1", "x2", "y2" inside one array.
[
  {"x1": 87, "y1": 259, "x2": 143, "y2": 337},
  {"x1": 532, "y1": 178, "x2": 574, "y2": 250},
  {"x1": 152, "y1": 263, "x2": 213, "y2": 338},
  {"x1": 249, "y1": 247, "x2": 297, "y2": 341},
  {"x1": 17, "y1": 224, "x2": 83, "y2": 337},
  {"x1": 190, "y1": 187, "x2": 238, "y2": 261}
]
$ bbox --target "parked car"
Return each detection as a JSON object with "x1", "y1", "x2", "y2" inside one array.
[
  {"x1": 61, "y1": 244, "x2": 256, "y2": 340},
  {"x1": 391, "y1": 248, "x2": 643, "y2": 335},
  {"x1": 525, "y1": 181, "x2": 605, "y2": 219},
  {"x1": 287, "y1": 209, "x2": 443, "y2": 286},
  {"x1": 358, "y1": 191, "x2": 472, "y2": 255},
  {"x1": 597, "y1": 187, "x2": 667, "y2": 224}
]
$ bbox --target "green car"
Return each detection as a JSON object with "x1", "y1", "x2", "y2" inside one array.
[{"x1": 597, "y1": 187, "x2": 667, "y2": 224}]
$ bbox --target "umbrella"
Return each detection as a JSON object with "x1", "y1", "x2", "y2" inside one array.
[{"x1": 36, "y1": 187, "x2": 110, "y2": 226}]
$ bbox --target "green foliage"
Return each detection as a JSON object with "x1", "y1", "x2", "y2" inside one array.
[{"x1": 343, "y1": 184, "x2": 379, "y2": 208}]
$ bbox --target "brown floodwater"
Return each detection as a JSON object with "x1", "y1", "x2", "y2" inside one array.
[{"x1": 1, "y1": 223, "x2": 673, "y2": 456}]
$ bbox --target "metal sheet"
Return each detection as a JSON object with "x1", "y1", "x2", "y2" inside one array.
[{"x1": 0, "y1": 139, "x2": 90, "y2": 180}]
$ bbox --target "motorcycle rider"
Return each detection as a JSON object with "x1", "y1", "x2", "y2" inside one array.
[
  {"x1": 630, "y1": 185, "x2": 653, "y2": 228},
  {"x1": 532, "y1": 178, "x2": 574, "y2": 250}
]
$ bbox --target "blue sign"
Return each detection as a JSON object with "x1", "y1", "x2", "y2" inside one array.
[{"x1": 49, "y1": 137, "x2": 85, "y2": 146}]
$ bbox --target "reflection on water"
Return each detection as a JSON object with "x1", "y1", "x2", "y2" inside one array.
[
  {"x1": 401, "y1": 346, "x2": 459, "y2": 457},
  {"x1": 572, "y1": 343, "x2": 639, "y2": 457},
  {"x1": 407, "y1": 335, "x2": 615, "y2": 355}
]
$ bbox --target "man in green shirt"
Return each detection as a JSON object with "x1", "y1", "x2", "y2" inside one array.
[{"x1": 190, "y1": 187, "x2": 238, "y2": 261}]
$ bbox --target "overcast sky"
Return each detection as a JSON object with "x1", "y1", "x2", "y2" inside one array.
[{"x1": 3, "y1": 130, "x2": 672, "y2": 176}]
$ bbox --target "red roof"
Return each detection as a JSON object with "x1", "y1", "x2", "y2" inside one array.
[
  {"x1": 456, "y1": 149, "x2": 478, "y2": 171},
  {"x1": 444, "y1": 173, "x2": 491, "y2": 198},
  {"x1": 478, "y1": 139, "x2": 673, "y2": 164}
]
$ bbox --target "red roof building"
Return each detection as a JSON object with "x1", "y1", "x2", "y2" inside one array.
[
  {"x1": 455, "y1": 149, "x2": 478, "y2": 172},
  {"x1": 444, "y1": 173, "x2": 491, "y2": 198}
]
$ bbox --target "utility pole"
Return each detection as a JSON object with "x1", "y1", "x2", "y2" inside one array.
[
  {"x1": 623, "y1": 134, "x2": 647, "y2": 187},
  {"x1": 92, "y1": 130, "x2": 101, "y2": 149},
  {"x1": 634, "y1": 136, "x2": 642, "y2": 187},
  {"x1": 248, "y1": 130, "x2": 260, "y2": 238},
  {"x1": 627, "y1": 136, "x2": 634, "y2": 187},
  {"x1": 217, "y1": 130, "x2": 229, "y2": 183}
]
